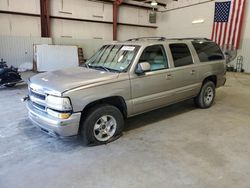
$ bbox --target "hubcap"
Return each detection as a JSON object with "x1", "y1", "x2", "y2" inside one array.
[
  {"x1": 93, "y1": 115, "x2": 117, "y2": 142},
  {"x1": 204, "y1": 86, "x2": 214, "y2": 105}
]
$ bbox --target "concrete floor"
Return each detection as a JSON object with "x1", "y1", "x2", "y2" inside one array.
[{"x1": 0, "y1": 72, "x2": 250, "y2": 188}]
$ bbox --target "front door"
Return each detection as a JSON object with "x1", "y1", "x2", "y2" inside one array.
[{"x1": 130, "y1": 45, "x2": 178, "y2": 115}]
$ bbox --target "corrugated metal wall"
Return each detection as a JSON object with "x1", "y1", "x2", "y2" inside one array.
[
  {"x1": 0, "y1": 36, "x2": 110, "y2": 68},
  {"x1": 231, "y1": 38, "x2": 250, "y2": 73},
  {"x1": 0, "y1": 36, "x2": 52, "y2": 67}
]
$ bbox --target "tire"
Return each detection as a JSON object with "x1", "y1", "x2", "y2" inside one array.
[
  {"x1": 194, "y1": 81, "x2": 216, "y2": 108},
  {"x1": 80, "y1": 104, "x2": 124, "y2": 146}
]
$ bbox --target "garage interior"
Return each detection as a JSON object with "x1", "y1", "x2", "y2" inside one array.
[{"x1": 0, "y1": 0, "x2": 250, "y2": 187}]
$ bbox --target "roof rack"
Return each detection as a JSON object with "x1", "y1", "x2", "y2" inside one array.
[{"x1": 126, "y1": 37, "x2": 167, "y2": 42}]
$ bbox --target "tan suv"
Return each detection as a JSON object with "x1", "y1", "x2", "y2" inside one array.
[{"x1": 24, "y1": 37, "x2": 226, "y2": 145}]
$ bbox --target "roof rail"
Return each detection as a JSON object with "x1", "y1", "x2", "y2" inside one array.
[
  {"x1": 126, "y1": 37, "x2": 167, "y2": 42},
  {"x1": 168, "y1": 38, "x2": 211, "y2": 41},
  {"x1": 125, "y1": 37, "x2": 212, "y2": 42}
]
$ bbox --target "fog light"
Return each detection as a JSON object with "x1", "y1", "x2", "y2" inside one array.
[{"x1": 58, "y1": 113, "x2": 71, "y2": 119}]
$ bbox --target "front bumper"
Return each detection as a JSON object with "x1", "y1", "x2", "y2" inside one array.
[{"x1": 27, "y1": 101, "x2": 81, "y2": 137}]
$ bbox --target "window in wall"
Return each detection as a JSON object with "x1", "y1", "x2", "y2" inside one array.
[
  {"x1": 192, "y1": 41, "x2": 225, "y2": 62},
  {"x1": 169, "y1": 43, "x2": 193, "y2": 67},
  {"x1": 139, "y1": 45, "x2": 168, "y2": 71}
]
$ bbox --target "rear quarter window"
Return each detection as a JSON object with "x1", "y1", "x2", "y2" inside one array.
[{"x1": 192, "y1": 41, "x2": 224, "y2": 62}]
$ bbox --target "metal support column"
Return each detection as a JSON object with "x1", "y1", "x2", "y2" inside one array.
[
  {"x1": 40, "y1": 0, "x2": 50, "y2": 37},
  {"x1": 113, "y1": 0, "x2": 123, "y2": 41}
]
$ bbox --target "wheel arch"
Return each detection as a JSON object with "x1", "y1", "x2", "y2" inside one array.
[
  {"x1": 81, "y1": 96, "x2": 128, "y2": 120},
  {"x1": 202, "y1": 75, "x2": 217, "y2": 87}
]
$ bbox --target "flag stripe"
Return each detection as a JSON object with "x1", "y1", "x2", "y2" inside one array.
[
  {"x1": 211, "y1": 23, "x2": 215, "y2": 41},
  {"x1": 227, "y1": 0, "x2": 236, "y2": 47},
  {"x1": 232, "y1": 0, "x2": 241, "y2": 47},
  {"x1": 215, "y1": 22, "x2": 219, "y2": 44},
  {"x1": 218, "y1": 22, "x2": 222, "y2": 45},
  {"x1": 222, "y1": 22, "x2": 228, "y2": 46},
  {"x1": 236, "y1": 0, "x2": 246, "y2": 48}
]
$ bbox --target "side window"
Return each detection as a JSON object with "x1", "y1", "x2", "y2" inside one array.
[
  {"x1": 192, "y1": 41, "x2": 224, "y2": 62},
  {"x1": 139, "y1": 45, "x2": 168, "y2": 71},
  {"x1": 169, "y1": 43, "x2": 193, "y2": 67}
]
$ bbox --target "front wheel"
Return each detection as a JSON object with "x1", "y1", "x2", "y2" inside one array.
[
  {"x1": 194, "y1": 81, "x2": 215, "y2": 108},
  {"x1": 80, "y1": 104, "x2": 124, "y2": 145}
]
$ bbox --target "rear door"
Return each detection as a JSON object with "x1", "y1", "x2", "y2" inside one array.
[{"x1": 167, "y1": 42, "x2": 201, "y2": 100}]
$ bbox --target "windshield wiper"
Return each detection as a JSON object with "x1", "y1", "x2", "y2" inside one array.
[
  {"x1": 89, "y1": 65, "x2": 110, "y2": 72},
  {"x1": 89, "y1": 65, "x2": 121, "y2": 73}
]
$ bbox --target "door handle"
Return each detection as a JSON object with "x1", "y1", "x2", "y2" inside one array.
[
  {"x1": 190, "y1": 70, "x2": 196, "y2": 75},
  {"x1": 166, "y1": 73, "x2": 173, "y2": 80}
]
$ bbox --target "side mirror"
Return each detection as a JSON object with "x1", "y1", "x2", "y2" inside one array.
[{"x1": 135, "y1": 62, "x2": 151, "y2": 75}]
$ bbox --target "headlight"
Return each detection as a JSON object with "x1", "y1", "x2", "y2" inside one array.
[
  {"x1": 47, "y1": 108, "x2": 71, "y2": 119},
  {"x1": 46, "y1": 95, "x2": 72, "y2": 111}
]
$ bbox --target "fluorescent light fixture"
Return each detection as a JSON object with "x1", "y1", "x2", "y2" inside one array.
[
  {"x1": 151, "y1": 0, "x2": 158, "y2": 6},
  {"x1": 192, "y1": 19, "x2": 205, "y2": 24}
]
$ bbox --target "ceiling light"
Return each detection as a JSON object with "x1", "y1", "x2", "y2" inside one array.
[
  {"x1": 192, "y1": 19, "x2": 205, "y2": 24},
  {"x1": 151, "y1": 0, "x2": 158, "y2": 6}
]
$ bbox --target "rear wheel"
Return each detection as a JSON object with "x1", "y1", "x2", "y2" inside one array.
[
  {"x1": 80, "y1": 104, "x2": 124, "y2": 145},
  {"x1": 194, "y1": 81, "x2": 215, "y2": 108}
]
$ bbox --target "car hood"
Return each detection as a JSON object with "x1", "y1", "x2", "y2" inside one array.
[{"x1": 30, "y1": 67, "x2": 119, "y2": 94}]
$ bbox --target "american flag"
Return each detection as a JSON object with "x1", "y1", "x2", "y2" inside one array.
[{"x1": 211, "y1": 0, "x2": 246, "y2": 49}]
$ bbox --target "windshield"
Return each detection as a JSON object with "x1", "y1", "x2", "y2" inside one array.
[{"x1": 86, "y1": 45, "x2": 139, "y2": 72}]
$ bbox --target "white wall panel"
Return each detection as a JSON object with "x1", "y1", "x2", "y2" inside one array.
[
  {"x1": 0, "y1": 0, "x2": 9, "y2": 10},
  {"x1": 119, "y1": 6, "x2": 139, "y2": 24},
  {"x1": 0, "y1": 14, "x2": 40, "y2": 37},
  {"x1": 138, "y1": 9, "x2": 152, "y2": 26},
  {"x1": 10, "y1": 15, "x2": 40, "y2": 37},
  {"x1": 50, "y1": 0, "x2": 155, "y2": 26},
  {"x1": 51, "y1": 19, "x2": 113, "y2": 40},
  {"x1": 51, "y1": 0, "x2": 106, "y2": 21},
  {"x1": 157, "y1": 2, "x2": 214, "y2": 38},
  {"x1": 119, "y1": 5, "x2": 156, "y2": 27},
  {"x1": 0, "y1": 0, "x2": 156, "y2": 41},
  {"x1": 118, "y1": 25, "x2": 156, "y2": 41},
  {"x1": 103, "y1": 3, "x2": 112, "y2": 22},
  {"x1": 164, "y1": 0, "x2": 211, "y2": 10},
  {"x1": 0, "y1": 14, "x2": 11, "y2": 36},
  {"x1": 52, "y1": 38, "x2": 111, "y2": 59},
  {"x1": 231, "y1": 1, "x2": 250, "y2": 72},
  {"x1": 0, "y1": 0, "x2": 40, "y2": 14}
]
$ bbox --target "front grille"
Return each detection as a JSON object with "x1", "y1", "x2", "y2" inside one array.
[
  {"x1": 32, "y1": 101, "x2": 46, "y2": 111},
  {"x1": 30, "y1": 89, "x2": 46, "y2": 100},
  {"x1": 29, "y1": 86, "x2": 47, "y2": 112}
]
